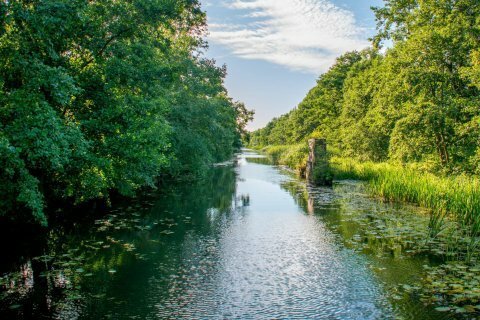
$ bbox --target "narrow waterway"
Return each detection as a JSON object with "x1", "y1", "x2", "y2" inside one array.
[{"x1": 0, "y1": 150, "x2": 450, "y2": 319}]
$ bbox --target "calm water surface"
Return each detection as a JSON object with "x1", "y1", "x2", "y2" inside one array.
[{"x1": 0, "y1": 150, "x2": 451, "y2": 319}]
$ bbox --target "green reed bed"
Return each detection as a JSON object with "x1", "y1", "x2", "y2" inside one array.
[
  {"x1": 331, "y1": 157, "x2": 480, "y2": 310},
  {"x1": 258, "y1": 147, "x2": 480, "y2": 239},
  {"x1": 371, "y1": 168, "x2": 480, "y2": 235},
  {"x1": 261, "y1": 144, "x2": 309, "y2": 173},
  {"x1": 331, "y1": 157, "x2": 480, "y2": 231}
]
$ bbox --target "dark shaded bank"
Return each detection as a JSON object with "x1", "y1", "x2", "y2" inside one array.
[{"x1": 0, "y1": 164, "x2": 237, "y2": 319}]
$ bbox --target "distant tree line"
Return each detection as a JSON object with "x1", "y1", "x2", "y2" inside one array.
[
  {"x1": 0, "y1": 0, "x2": 252, "y2": 225},
  {"x1": 251, "y1": 0, "x2": 480, "y2": 173}
]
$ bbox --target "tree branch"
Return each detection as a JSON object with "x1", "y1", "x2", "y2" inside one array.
[{"x1": 81, "y1": 28, "x2": 133, "y2": 70}]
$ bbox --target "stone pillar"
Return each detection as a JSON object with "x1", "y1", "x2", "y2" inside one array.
[{"x1": 305, "y1": 138, "x2": 332, "y2": 186}]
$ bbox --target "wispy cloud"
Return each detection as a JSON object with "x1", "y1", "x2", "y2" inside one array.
[{"x1": 207, "y1": 0, "x2": 370, "y2": 74}]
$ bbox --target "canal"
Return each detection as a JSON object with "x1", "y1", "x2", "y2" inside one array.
[{"x1": 0, "y1": 150, "x2": 449, "y2": 319}]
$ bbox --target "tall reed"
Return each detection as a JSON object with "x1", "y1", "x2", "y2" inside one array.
[
  {"x1": 261, "y1": 144, "x2": 309, "y2": 172},
  {"x1": 256, "y1": 145, "x2": 480, "y2": 243},
  {"x1": 331, "y1": 157, "x2": 480, "y2": 241}
]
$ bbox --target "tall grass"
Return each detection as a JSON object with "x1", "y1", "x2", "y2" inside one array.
[
  {"x1": 330, "y1": 157, "x2": 386, "y2": 180},
  {"x1": 261, "y1": 144, "x2": 309, "y2": 173},
  {"x1": 254, "y1": 145, "x2": 480, "y2": 242},
  {"x1": 331, "y1": 156, "x2": 480, "y2": 242}
]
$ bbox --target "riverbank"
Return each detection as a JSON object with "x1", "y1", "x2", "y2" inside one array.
[
  {"x1": 258, "y1": 144, "x2": 480, "y2": 230},
  {"x1": 256, "y1": 143, "x2": 480, "y2": 313}
]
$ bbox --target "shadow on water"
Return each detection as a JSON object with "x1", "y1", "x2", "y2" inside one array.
[
  {"x1": 0, "y1": 150, "x2": 455, "y2": 319},
  {"x1": 0, "y1": 165, "x2": 239, "y2": 319}
]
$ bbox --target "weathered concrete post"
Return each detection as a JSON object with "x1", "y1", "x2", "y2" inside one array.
[{"x1": 306, "y1": 138, "x2": 332, "y2": 186}]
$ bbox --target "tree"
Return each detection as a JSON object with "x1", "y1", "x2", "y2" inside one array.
[
  {"x1": 0, "y1": 0, "x2": 248, "y2": 224},
  {"x1": 252, "y1": 0, "x2": 480, "y2": 173}
]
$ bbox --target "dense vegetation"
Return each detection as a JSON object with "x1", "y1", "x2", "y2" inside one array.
[
  {"x1": 251, "y1": 0, "x2": 480, "y2": 173},
  {"x1": 0, "y1": 0, "x2": 252, "y2": 225}
]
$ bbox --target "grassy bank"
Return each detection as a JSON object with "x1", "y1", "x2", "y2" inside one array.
[
  {"x1": 260, "y1": 144, "x2": 309, "y2": 173},
  {"x1": 331, "y1": 157, "x2": 480, "y2": 232},
  {"x1": 256, "y1": 144, "x2": 480, "y2": 236}
]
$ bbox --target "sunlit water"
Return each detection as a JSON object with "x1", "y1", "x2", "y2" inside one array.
[{"x1": 0, "y1": 150, "x2": 451, "y2": 319}]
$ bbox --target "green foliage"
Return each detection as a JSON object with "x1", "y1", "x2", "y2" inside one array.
[
  {"x1": 261, "y1": 144, "x2": 309, "y2": 173},
  {"x1": 311, "y1": 162, "x2": 333, "y2": 186},
  {"x1": 0, "y1": 1, "x2": 250, "y2": 224},
  {"x1": 251, "y1": 0, "x2": 480, "y2": 172},
  {"x1": 330, "y1": 156, "x2": 480, "y2": 240},
  {"x1": 234, "y1": 101, "x2": 255, "y2": 146}
]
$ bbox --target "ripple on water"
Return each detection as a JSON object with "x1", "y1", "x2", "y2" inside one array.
[
  {"x1": 147, "y1": 157, "x2": 395, "y2": 319},
  {"x1": 1, "y1": 151, "x2": 431, "y2": 319}
]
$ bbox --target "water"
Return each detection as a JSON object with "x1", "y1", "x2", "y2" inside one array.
[{"x1": 0, "y1": 150, "x2": 451, "y2": 319}]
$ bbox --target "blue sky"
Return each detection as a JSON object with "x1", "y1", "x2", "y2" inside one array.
[{"x1": 202, "y1": 0, "x2": 384, "y2": 130}]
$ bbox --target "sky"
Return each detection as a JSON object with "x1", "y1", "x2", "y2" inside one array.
[{"x1": 202, "y1": 0, "x2": 384, "y2": 130}]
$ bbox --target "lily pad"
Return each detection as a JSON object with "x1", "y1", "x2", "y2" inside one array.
[{"x1": 434, "y1": 306, "x2": 451, "y2": 312}]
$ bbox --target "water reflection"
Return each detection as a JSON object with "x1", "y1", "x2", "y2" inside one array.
[
  {"x1": 0, "y1": 150, "x2": 452, "y2": 319},
  {"x1": 279, "y1": 177, "x2": 450, "y2": 319}
]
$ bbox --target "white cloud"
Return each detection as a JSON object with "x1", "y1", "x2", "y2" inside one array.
[{"x1": 207, "y1": 0, "x2": 370, "y2": 74}]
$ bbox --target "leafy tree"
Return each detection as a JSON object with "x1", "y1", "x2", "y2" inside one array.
[
  {"x1": 252, "y1": 0, "x2": 480, "y2": 173},
  {"x1": 233, "y1": 101, "x2": 255, "y2": 146},
  {"x1": 0, "y1": 0, "x2": 250, "y2": 224}
]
